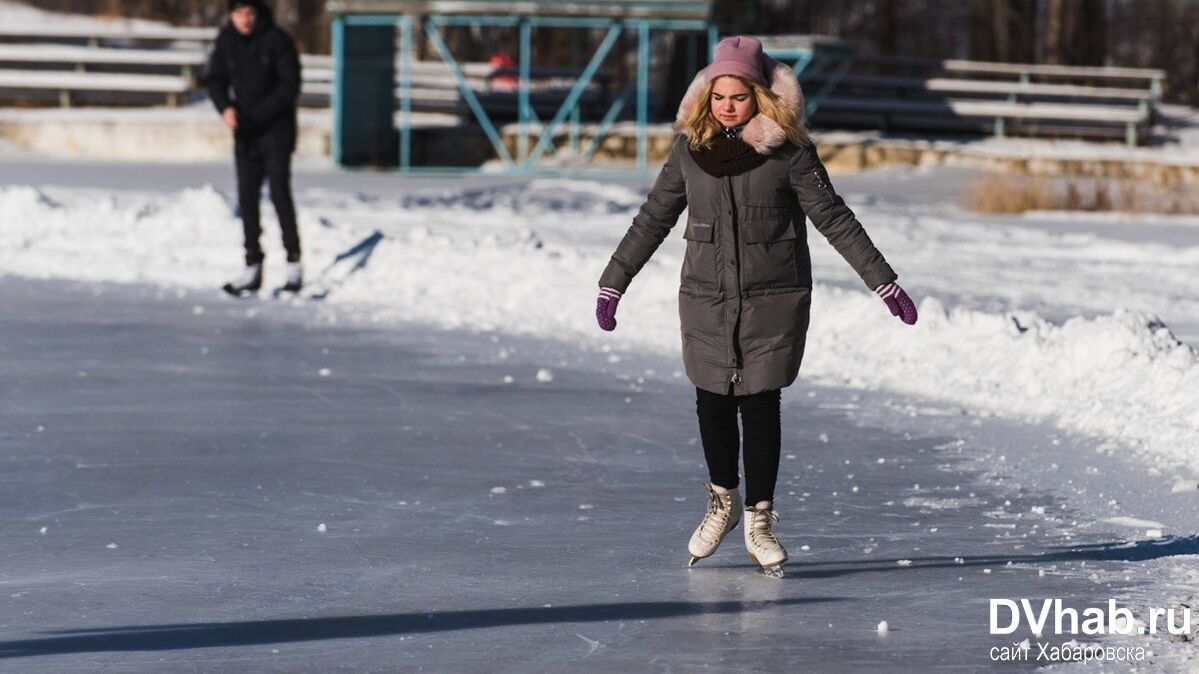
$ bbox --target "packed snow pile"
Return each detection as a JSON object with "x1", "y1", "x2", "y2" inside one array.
[
  {"x1": 1, "y1": 180, "x2": 1196, "y2": 475},
  {"x1": 804, "y1": 289, "x2": 1199, "y2": 464}
]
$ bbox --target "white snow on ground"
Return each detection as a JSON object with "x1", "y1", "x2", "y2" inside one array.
[
  {"x1": 0, "y1": 177, "x2": 1196, "y2": 478},
  {"x1": 824, "y1": 194, "x2": 1199, "y2": 334}
]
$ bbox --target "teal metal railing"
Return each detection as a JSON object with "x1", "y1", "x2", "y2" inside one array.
[
  {"x1": 761, "y1": 38, "x2": 858, "y2": 120},
  {"x1": 331, "y1": 9, "x2": 715, "y2": 175}
]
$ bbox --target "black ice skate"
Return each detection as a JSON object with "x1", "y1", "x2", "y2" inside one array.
[
  {"x1": 273, "y1": 262, "x2": 303, "y2": 297},
  {"x1": 222, "y1": 263, "x2": 262, "y2": 298}
]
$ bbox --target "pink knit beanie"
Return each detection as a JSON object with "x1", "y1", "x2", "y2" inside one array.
[{"x1": 703, "y1": 36, "x2": 767, "y2": 86}]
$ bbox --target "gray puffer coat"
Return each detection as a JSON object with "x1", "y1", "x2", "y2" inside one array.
[{"x1": 598, "y1": 59, "x2": 897, "y2": 396}]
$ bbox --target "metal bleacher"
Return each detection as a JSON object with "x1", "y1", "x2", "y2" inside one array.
[
  {"x1": 761, "y1": 34, "x2": 1165, "y2": 147},
  {"x1": 0, "y1": 15, "x2": 1168, "y2": 172},
  {"x1": 0, "y1": 27, "x2": 211, "y2": 106},
  {"x1": 0, "y1": 22, "x2": 615, "y2": 121}
]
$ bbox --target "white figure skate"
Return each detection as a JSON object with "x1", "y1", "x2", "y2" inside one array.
[
  {"x1": 744, "y1": 501, "x2": 787, "y2": 578},
  {"x1": 688, "y1": 482, "x2": 742, "y2": 567}
]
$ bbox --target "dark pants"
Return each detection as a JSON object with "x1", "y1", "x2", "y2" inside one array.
[
  {"x1": 696, "y1": 386, "x2": 781, "y2": 507},
  {"x1": 235, "y1": 136, "x2": 300, "y2": 266}
]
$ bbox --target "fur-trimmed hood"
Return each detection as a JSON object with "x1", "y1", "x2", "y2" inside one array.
[{"x1": 675, "y1": 55, "x2": 805, "y2": 156}]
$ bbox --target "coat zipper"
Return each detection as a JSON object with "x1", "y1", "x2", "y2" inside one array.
[
  {"x1": 727, "y1": 174, "x2": 743, "y2": 387},
  {"x1": 728, "y1": 174, "x2": 742, "y2": 299}
]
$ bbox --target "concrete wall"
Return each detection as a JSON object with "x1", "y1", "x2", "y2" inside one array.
[
  {"x1": 2, "y1": 106, "x2": 1197, "y2": 187},
  {"x1": 0, "y1": 107, "x2": 330, "y2": 161}
]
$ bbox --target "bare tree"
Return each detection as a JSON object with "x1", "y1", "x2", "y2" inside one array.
[
  {"x1": 1044, "y1": 0, "x2": 1105, "y2": 66},
  {"x1": 969, "y1": 0, "x2": 1035, "y2": 62},
  {"x1": 874, "y1": 0, "x2": 897, "y2": 56}
]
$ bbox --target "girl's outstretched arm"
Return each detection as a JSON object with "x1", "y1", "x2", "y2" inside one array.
[
  {"x1": 598, "y1": 138, "x2": 689, "y2": 294},
  {"x1": 790, "y1": 142, "x2": 917, "y2": 325},
  {"x1": 789, "y1": 141, "x2": 896, "y2": 291}
]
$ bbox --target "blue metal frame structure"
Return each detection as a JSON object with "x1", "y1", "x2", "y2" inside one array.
[
  {"x1": 762, "y1": 42, "x2": 857, "y2": 119},
  {"x1": 330, "y1": 6, "x2": 716, "y2": 175},
  {"x1": 331, "y1": 13, "x2": 404, "y2": 166}
]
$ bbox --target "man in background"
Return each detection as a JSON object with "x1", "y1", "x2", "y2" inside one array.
[{"x1": 205, "y1": 0, "x2": 303, "y2": 296}]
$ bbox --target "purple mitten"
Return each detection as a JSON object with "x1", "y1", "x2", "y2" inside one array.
[
  {"x1": 596, "y1": 287, "x2": 622, "y2": 331},
  {"x1": 875, "y1": 282, "x2": 918, "y2": 325}
]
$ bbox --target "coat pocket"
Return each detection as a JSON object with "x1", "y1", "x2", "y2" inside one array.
[
  {"x1": 741, "y1": 216, "x2": 796, "y2": 244},
  {"x1": 683, "y1": 219, "x2": 714, "y2": 242},
  {"x1": 681, "y1": 215, "x2": 718, "y2": 291},
  {"x1": 740, "y1": 216, "x2": 800, "y2": 291}
]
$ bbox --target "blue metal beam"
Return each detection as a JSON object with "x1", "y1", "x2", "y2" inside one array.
[
  {"x1": 525, "y1": 23, "x2": 621, "y2": 165},
  {"x1": 398, "y1": 15, "x2": 412, "y2": 171},
  {"x1": 341, "y1": 14, "x2": 403, "y2": 26},
  {"x1": 636, "y1": 21, "x2": 649, "y2": 170},
  {"x1": 804, "y1": 52, "x2": 855, "y2": 117},
  {"x1": 330, "y1": 0, "x2": 713, "y2": 21},
  {"x1": 519, "y1": 19, "x2": 532, "y2": 163},
  {"x1": 331, "y1": 15, "x2": 346, "y2": 164},
  {"x1": 581, "y1": 82, "x2": 632, "y2": 160},
  {"x1": 428, "y1": 15, "x2": 521, "y2": 27},
  {"x1": 429, "y1": 15, "x2": 707, "y2": 30},
  {"x1": 424, "y1": 20, "x2": 515, "y2": 164}
]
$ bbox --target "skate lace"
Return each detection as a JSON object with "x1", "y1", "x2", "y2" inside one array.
[
  {"x1": 697, "y1": 487, "x2": 732, "y2": 543},
  {"x1": 746, "y1": 508, "x2": 781, "y2": 549}
]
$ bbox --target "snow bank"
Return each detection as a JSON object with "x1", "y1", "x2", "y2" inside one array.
[
  {"x1": 1, "y1": 180, "x2": 1196, "y2": 475},
  {"x1": 804, "y1": 290, "x2": 1199, "y2": 470}
]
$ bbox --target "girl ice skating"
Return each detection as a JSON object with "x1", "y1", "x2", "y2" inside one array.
[{"x1": 596, "y1": 35, "x2": 918, "y2": 576}]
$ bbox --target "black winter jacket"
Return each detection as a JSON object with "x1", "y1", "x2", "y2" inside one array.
[{"x1": 204, "y1": 1, "x2": 301, "y2": 151}]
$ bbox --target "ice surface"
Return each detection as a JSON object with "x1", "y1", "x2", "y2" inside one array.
[
  {"x1": 3, "y1": 154, "x2": 1199, "y2": 668},
  {"x1": 1104, "y1": 517, "x2": 1167, "y2": 531},
  {"x1": 1, "y1": 278, "x2": 1196, "y2": 671}
]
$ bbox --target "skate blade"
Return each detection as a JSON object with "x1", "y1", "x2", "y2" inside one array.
[
  {"x1": 689, "y1": 556, "x2": 699, "y2": 567},
  {"x1": 759, "y1": 565, "x2": 785, "y2": 578},
  {"x1": 222, "y1": 284, "x2": 259, "y2": 299},
  {"x1": 749, "y1": 554, "x2": 785, "y2": 578}
]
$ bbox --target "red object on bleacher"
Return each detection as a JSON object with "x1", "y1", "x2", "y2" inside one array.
[{"x1": 489, "y1": 53, "x2": 517, "y2": 90}]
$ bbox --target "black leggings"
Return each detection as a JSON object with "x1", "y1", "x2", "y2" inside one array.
[
  {"x1": 235, "y1": 137, "x2": 301, "y2": 266},
  {"x1": 695, "y1": 386, "x2": 781, "y2": 507}
]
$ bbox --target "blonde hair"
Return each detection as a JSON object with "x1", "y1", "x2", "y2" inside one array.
[{"x1": 676, "y1": 75, "x2": 809, "y2": 151}]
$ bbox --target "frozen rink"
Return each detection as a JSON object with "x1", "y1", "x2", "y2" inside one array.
[
  {"x1": 1, "y1": 151, "x2": 1198, "y2": 670},
  {"x1": 2, "y1": 1, "x2": 1198, "y2": 668},
  {"x1": 2, "y1": 277, "x2": 1198, "y2": 672}
]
